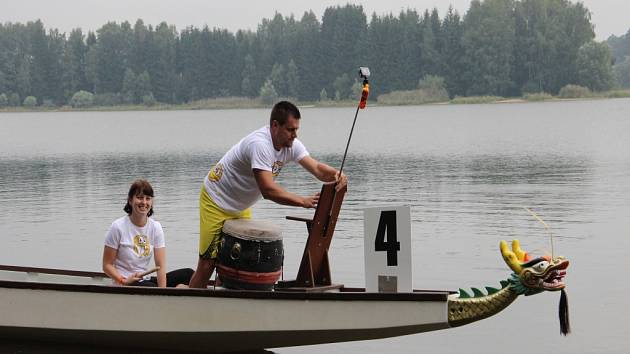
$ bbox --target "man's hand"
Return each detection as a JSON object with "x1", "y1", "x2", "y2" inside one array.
[
  {"x1": 301, "y1": 192, "x2": 320, "y2": 208},
  {"x1": 335, "y1": 171, "x2": 348, "y2": 192},
  {"x1": 299, "y1": 157, "x2": 348, "y2": 191}
]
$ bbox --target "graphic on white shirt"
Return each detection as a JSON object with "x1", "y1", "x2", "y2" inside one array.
[
  {"x1": 208, "y1": 163, "x2": 223, "y2": 182},
  {"x1": 133, "y1": 234, "x2": 150, "y2": 257},
  {"x1": 272, "y1": 161, "x2": 283, "y2": 176}
]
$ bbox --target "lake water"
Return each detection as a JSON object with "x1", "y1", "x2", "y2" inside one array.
[{"x1": 1, "y1": 99, "x2": 629, "y2": 354}]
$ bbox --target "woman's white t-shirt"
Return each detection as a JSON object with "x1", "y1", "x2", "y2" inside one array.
[{"x1": 104, "y1": 216, "x2": 165, "y2": 279}]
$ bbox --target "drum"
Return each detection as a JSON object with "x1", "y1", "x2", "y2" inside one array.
[{"x1": 217, "y1": 219, "x2": 283, "y2": 290}]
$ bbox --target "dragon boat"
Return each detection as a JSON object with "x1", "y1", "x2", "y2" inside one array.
[{"x1": 0, "y1": 184, "x2": 570, "y2": 353}]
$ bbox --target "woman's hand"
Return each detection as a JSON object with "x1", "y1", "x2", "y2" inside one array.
[{"x1": 122, "y1": 272, "x2": 142, "y2": 285}]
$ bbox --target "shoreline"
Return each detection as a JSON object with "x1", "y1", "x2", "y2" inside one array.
[{"x1": 1, "y1": 91, "x2": 629, "y2": 113}]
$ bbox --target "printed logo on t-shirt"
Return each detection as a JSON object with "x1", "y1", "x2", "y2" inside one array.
[
  {"x1": 272, "y1": 161, "x2": 283, "y2": 177},
  {"x1": 133, "y1": 234, "x2": 150, "y2": 257},
  {"x1": 208, "y1": 163, "x2": 224, "y2": 182}
]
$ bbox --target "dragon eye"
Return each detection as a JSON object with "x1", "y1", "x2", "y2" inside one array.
[{"x1": 534, "y1": 261, "x2": 549, "y2": 271}]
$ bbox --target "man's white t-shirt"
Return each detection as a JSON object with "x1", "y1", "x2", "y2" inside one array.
[
  {"x1": 104, "y1": 216, "x2": 165, "y2": 279},
  {"x1": 204, "y1": 125, "x2": 309, "y2": 212}
]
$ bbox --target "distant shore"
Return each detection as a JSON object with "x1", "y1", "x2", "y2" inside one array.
[{"x1": 2, "y1": 90, "x2": 629, "y2": 113}]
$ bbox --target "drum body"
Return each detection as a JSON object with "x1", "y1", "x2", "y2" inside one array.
[{"x1": 217, "y1": 219, "x2": 283, "y2": 290}]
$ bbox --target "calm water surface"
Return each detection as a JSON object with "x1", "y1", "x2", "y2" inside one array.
[{"x1": 1, "y1": 99, "x2": 630, "y2": 354}]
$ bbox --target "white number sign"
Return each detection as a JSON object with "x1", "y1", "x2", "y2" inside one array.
[{"x1": 363, "y1": 205, "x2": 412, "y2": 292}]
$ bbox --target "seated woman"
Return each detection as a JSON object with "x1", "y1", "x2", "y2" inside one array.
[{"x1": 102, "y1": 179, "x2": 193, "y2": 287}]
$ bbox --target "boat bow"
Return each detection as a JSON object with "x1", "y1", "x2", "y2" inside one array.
[{"x1": 447, "y1": 239, "x2": 570, "y2": 331}]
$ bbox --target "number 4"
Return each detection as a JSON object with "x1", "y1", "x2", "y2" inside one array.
[{"x1": 374, "y1": 210, "x2": 400, "y2": 266}]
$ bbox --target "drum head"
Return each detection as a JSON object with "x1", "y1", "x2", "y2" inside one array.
[{"x1": 222, "y1": 219, "x2": 282, "y2": 241}]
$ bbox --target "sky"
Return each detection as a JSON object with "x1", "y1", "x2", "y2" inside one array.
[{"x1": 0, "y1": 0, "x2": 627, "y2": 40}]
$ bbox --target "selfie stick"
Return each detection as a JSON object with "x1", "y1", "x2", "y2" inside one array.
[{"x1": 338, "y1": 67, "x2": 370, "y2": 176}]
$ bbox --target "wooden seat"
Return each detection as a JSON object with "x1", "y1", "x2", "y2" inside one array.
[{"x1": 276, "y1": 182, "x2": 346, "y2": 291}]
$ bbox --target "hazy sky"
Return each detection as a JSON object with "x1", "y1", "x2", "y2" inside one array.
[{"x1": 1, "y1": 0, "x2": 627, "y2": 40}]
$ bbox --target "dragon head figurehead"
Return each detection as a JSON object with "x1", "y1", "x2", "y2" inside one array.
[
  {"x1": 448, "y1": 239, "x2": 571, "y2": 335},
  {"x1": 500, "y1": 239, "x2": 570, "y2": 296}
]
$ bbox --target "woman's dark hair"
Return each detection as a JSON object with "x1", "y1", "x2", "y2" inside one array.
[{"x1": 123, "y1": 179, "x2": 155, "y2": 217}]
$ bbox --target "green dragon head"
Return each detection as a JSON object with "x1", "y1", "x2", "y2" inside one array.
[{"x1": 500, "y1": 240, "x2": 569, "y2": 296}]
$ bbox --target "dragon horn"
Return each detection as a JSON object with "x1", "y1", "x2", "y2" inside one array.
[
  {"x1": 511, "y1": 239, "x2": 528, "y2": 262},
  {"x1": 500, "y1": 240, "x2": 523, "y2": 274}
]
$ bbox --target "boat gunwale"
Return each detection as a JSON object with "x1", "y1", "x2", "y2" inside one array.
[
  {"x1": 0, "y1": 264, "x2": 106, "y2": 278},
  {"x1": 0, "y1": 265, "x2": 451, "y2": 301}
]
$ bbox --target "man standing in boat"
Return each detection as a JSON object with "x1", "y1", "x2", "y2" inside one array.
[{"x1": 188, "y1": 101, "x2": 348, "y2": 288}]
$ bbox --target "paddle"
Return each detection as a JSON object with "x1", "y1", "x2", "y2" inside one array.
[{"x1": 138, "y1": 266, "x2": 160, "y2": 278}]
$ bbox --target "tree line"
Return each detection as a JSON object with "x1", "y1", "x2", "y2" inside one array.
[
  {"x1": 0, "y1": 0, "x2": 623, "y2": 108},
  {"x1": 607, "y1": 29, "x2": 630, "y2": 88}
]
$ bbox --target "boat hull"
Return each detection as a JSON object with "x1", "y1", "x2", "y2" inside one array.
[
  {"x1": 1, "y1": 324, "x2": 447, "y2": 353},
  {"x1": 0, "y1": 267, "x2": 450, "y2": 352}
]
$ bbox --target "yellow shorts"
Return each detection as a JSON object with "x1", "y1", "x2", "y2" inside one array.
[{"x1": 199, "y1": 186, "x2": 251, "y2": 259}]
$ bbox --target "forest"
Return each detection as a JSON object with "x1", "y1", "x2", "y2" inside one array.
[{"x1": 1, "y1": 0, "x2": 628, "y2": 108}]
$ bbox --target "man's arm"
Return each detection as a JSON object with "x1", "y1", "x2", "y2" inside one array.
[
  {"x1": 253, "y1": 168, "x2": 319, "y2": 208},
  {"x1": 299, "y1": 156, "x2": 348, "y2": 190}
]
